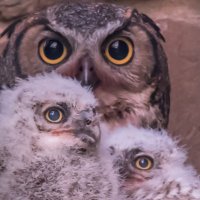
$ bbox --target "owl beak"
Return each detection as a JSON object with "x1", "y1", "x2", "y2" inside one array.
[
  {"x1": 76, "y1": 125, "x2": 101, "y2": 146},
  {"x1": 73, "y1": 109, "x2": 101, "y2": 146},
  {"x1": 76, "y1": 57, "x2": 99, "y2": 88},
  {"x1": 56, "y1": 56, "x2": 100, "y2": 88}
]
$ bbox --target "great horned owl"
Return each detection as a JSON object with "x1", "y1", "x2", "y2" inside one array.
[
  {"x1": 0, "y1": 2, "x2": 170, "y2": 130},
  {"x1": 102, "y1": 125, "x2": 200, "y2": 200},
  {"x1": 0, "y1": 73, "x2": 120, "y2": 200}
]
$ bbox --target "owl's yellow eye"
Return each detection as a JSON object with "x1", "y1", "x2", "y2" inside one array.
[
  {"x1": 45, "y1": 107, "x2": 64, "y2": 123},
  {"x1": 134, "y1": 156, "x2": 154, "y2": 170},
  {"x1": 39, "y1": 39, "x2": 69, "y2": 65},
  {"x1": 104, "y1": 37, "x2": 134, "y2": 65}
]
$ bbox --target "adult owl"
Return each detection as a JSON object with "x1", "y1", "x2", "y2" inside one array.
[
  {"x1": 102, "y1": 125, "x2": 200, "y2": 200},
  {"x1": 0, "y1": 73, "x2": 120, "y2": 200},
  {"x1": 0, "y1": 2, "x2": 170, "y2": 130}
]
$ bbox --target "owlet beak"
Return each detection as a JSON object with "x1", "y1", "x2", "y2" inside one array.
[{"x1": 72, "y1": 109, "x2": 101, "y2": 146}]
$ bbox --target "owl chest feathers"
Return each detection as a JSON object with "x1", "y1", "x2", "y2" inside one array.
[{"x1": 96, "y1": 85, "x2": 162, "y2": 129}]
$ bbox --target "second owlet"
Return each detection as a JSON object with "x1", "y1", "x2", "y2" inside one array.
[
  {"x1": 0, "y1": 73, "x2": 120, "y2": 200},
  {"x1": 0, "y1": 2, "x2": 170, "y2": 130},
  {"x1": 102, "y1": 125, "x2": 200, "y2": 200}
]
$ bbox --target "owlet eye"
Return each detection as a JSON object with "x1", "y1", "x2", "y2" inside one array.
[
  {"x1": 39, "y1": 38, "x2": 71, "y2": 65},
  {"x1": 44, "y1": 107, "x2": 64, "y2": 123},
  {"x1": 134, "y1": 156, "x2": 154, "y2": 170},
  {"x1": 103, "y1": 37, "x2": 134, "y2": 65}
]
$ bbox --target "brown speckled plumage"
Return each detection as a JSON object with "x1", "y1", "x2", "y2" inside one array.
[{"x1": 0, "y1": 2, "x2": 170, "y2": 130}]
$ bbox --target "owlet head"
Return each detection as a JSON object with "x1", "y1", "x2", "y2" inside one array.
[
  {"x1": 0, "y1": 72, "x2": 101, "y2": 153},
  {"x1": 102, "y1": 125, "x2": 187, "y2": 192}
]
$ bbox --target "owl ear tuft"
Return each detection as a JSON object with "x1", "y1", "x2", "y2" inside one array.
[
  {"x1": 140, "y1": 13, "x2": 166, "y2": 42},
  {"x1": 130, "y1": 9, "x2": 165, "y2": 42},
  {"x1": 131, "y1": 9, "x2": 140, "y2": 20}
]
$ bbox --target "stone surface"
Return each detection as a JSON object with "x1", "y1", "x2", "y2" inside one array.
[
  {"x1": 0, "y1": 0, "x2": 200, "y2": 171},
  {"x1": 163, "y1": 19, "x2": 200, "y2": 171},
  {"x1": 0, "y1": 0, "x2": 60, "y2": 20}
]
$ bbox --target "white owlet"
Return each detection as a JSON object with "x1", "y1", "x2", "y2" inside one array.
[
  {"x1": 0, "y1": 73, "x2": 120, "y2": 200},
  {"x1": 101, "y1": 125, "x2": 200, "y2": 200}
]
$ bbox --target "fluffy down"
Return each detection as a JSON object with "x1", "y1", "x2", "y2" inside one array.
[
  {"x1": 0, "y1": 73, "x2": 120, "y2": 200},
  {"x1": 101, "y1": 124, "x2": 200, "y2": 200}
]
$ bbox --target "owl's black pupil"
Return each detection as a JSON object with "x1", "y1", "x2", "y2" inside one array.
[
  {"x1": 139, "y1": 158, "x2": 149, "y2": 168},
  {"x1": 109, "y1": 40, "x2": 129, "y2": 60},
  {"x1": 44, "y1": 40, "x2": 64, "y2": 60},
  {"x1": 49, "y1": 110, "x2": 60, "y2": 121}
]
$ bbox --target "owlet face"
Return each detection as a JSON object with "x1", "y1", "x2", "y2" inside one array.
[
  {"x1": 34, "y1": 100, "x2": 99, "y2": 150},
  {"x1": 103, "y1": 125, "x2": 187, "y2": 193},
  {"x1": 0, "y1": 73, "x2": 100, "y2": 154},
  {"x1": 114, "y1": 148, "x2": 155, "y2": 191},
  {"x1": 0, "y1": 2, "x2": 170, "y2": 130}
]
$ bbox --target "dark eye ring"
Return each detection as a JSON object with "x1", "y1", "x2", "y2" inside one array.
[{"x1": 44, "y1": 107, "x2": 64, "y2": 123}]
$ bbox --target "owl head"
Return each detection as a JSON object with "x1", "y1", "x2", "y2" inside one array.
[
  {"x1": 0, "y1": 2, "x2": 170, "y2": 129},
  {"x1": 102, "y1": 125, "x2": 197, "y2": 194},
  {"x1": 0, "y1": 72, "x2": 100, "y2": 160}
]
